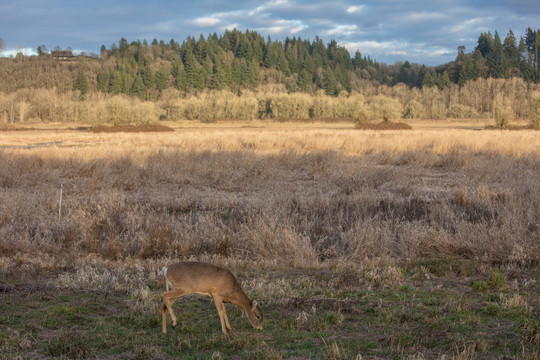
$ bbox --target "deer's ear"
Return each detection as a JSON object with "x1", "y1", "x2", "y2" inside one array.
[{"x1": 252, "y1": 299, "x2": 258, "y2": 309}]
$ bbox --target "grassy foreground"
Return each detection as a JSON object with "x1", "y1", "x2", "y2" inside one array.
[
  {"x1": 1, "y1": 262, "x2": 539, "y2": 359},
  {"x1": 0, "y1": 121, "x2": 539, "y2": 359}
]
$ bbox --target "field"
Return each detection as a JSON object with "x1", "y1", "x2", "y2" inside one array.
[{"x1": 0, "y1": 121, "x2": 539, "y2": 359}]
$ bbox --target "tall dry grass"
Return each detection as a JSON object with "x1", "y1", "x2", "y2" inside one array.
[{"x1": 0, "y1": 126, "x2": 538, "y2": 281}]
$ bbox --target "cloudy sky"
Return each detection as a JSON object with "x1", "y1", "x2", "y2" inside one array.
[{"x1": 1, "y1": 0, "x2": 539, "y2": 65}]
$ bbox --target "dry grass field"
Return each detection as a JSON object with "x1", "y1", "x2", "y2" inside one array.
[{"x1": 1, "y1": 121, "x2": 539, "y2": 359}]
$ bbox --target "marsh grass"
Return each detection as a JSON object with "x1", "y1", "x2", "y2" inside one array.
[
  {"x1": 2, "y1": 126, "x2": 538, "y2": 266},
  {"x1": 0, "y1": 123, "x2": 539, "y2": 358}
]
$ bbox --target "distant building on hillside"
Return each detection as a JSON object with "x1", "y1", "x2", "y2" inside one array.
[{"x1": 51, "y1": 50, "x2": 74, "y2": 60}]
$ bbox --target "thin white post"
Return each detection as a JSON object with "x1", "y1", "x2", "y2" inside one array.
[{"x1": 58, "y1": 184, "x2": 63, "y2": 218}]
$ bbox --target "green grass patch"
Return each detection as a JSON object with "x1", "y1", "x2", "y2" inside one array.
[{"x1": 1, "y1": 266, "x2": 539, "y2": 359}]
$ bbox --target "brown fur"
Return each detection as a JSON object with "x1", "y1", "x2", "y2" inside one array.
[{"x1": 161, "y1": 261, "x2": 263, "y2": 334}]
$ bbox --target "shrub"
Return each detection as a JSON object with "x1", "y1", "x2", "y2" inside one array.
[
  {"x1": 131, "y1": 102, "x2": 159, "y2": 125},
  {"x1": 447, "y1": 104, "x2": 478, "y2": 119},
  {"x1": 430, "y1": 101, "x2": 448, "y2": 120},
  {"x1": 488, "y1": 270, "x2": 507, "y2": 291},
  {"x1": 105, "y1": 95, "x2": 132, "y2": 125},
  {"x1": 368, "y1": 95, "x2": 403, "y2": 122},
  {"x1": 352, "y1": 99, "x2": 373, "y2": 126},
  {"x1": 492, "y1": 94, "x2": 514, "y2": 128},
  {"x1": 403, "y1": 100, "x2": 425, "y2": 119},
  {"x1": 470, "y1": 280, "x2": 489, "y2": 292},
  {"x1": 529, "y1": 91, "x2": 540, "y2": 129}
]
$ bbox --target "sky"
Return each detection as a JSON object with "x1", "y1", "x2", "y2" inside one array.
[{"x1": 1, "y1": 0, "x2": 539, "y2": 65}]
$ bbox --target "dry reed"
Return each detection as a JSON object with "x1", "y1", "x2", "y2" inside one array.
[{"x1": 0, "y1": 125, "x2": 538, "y2": 281}]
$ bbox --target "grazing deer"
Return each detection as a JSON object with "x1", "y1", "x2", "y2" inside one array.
[{"x1": 160, "y1": 261, "x2": 263, "y2": 335}]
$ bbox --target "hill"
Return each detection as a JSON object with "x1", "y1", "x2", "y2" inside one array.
[{"x1": 1, "y1": 28, "x2": 538, "y2": 99}]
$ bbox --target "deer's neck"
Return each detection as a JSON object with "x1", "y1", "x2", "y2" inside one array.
[{"x1": 231, "y1": 285, "x2": 252, "y2": 313}]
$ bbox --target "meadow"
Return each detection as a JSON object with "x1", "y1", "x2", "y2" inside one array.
[{"x1": 0, "y1": 121, "x2": 539, "y2": 359}]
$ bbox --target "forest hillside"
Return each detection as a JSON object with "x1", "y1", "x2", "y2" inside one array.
[{"x1": 1, "y1": 28, "x2": 539, "y2": 127}]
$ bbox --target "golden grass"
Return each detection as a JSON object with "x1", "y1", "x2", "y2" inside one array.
[{"x1": 0, "y1": 122, "x2": 539, "y2": 281}]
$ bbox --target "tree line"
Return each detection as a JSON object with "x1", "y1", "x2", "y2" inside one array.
[
  {"x1": 2, "y1": 77, "x2": 539, "y2": 129},
  {"x1": 92, "y1": 31, "x2": 380, "y2": 97},
  {"x1": 436, "y1": 28, "x2": 540, "y2": 87},
  {"x1": 1, "y1": 28, "x2": 539, "y2": 99}
]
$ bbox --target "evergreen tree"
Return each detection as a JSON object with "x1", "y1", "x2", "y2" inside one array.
[
  {"x1": 37, "y1": 45, "x2": 47, "y2": 56},
  {"x1": 97, "y1": 71, "x2": 109, "y2": 92},
  {"x1": 169, "y1": 39, "x2": 180, "y2": 54},
  {"x1": 264, "y1": 42, "x2": 281, "y2": 68},
  {"x1": 203, "y1": 56, "x2": 213, "y2": 78},
  {"x1": 134, "y1": 46, "x2": 145, "y2": 66},
  {"x1": 236, "y1": 34, "x2": 253, "y2": 60},
  {"x1": 140, "y1": 65, "x2": 154, "y2": 89},
  {"x1": 311, "y1": 37, "x2": 327, "y2": 68},
  {"x1": 324, "y1": 69, "x2": 338, "y2": 95},
  {"x1": 525, "y1": 28, "x2": 537, "y2": 65},
  {"x1": 109, "y1": 71, "x2": 123, "y2": 94},
  {"x1": 285, "y1": 39, "x2": 299, "y2": 73},
  {"x1": 247, "y1": 59, "x2": 258, "y2": 87},
  {"x1": 155, "y1": 65, "x2": 170, "y2": 92},
  {"x1": 397, "y1": 61, "x2": 412, "y2": 85},
  {"x1": 119, "y1": 37, "x2": 129, "y2": 54},
  {"x1": 171, "y1": 58, "x2": 184, "y2": 83},
  {"x1": 503, "y1": 30, "x2": 519, "y2": 69},
  {"x1": 184, "y1": 52, "x2": 203, "y2": 90},
  {"x1": 276, "y1": 48, "x2": 290, "y2": 75},
  {"x1": 476, "y1": 32, "x2": 493, "y2": 59},
  {"x1": 353, "y1": 50, "x2": 365, "y2": 69},
  {"x1": 131, "y1": 75, "x2": 146, "y2": 99},
  {"x1": 298, "y1": 68, "x2": 312, "y2": 92},
  {"x1": 215, "y1": 55, "x2": 233, "y2": 89},
  {"x1": 232, "y1": 58, "x2": 247, "y2": 85},
  {"x1": 488, "y1": 32, "x2": 506, "y2": 78},
  {"x1": 458, "y1": 55, "x2": 473, "y2": 86},
  {"x1": 422, "y1": 71, "x2": 435, "y2": 88},
  {"x1": 472, "y1": 49, "x2": 487, "y2": 78},
  {"x1": 74, "y1": 71, "x2": 88, "y2": 95},
  {"x1": 100, "y1": 45, "x2": 107, "y2": 59},
  {"x1": 210, "y1": 60, "x2": 227, "y2": 90},
  {"x1": 194, "y1": 34, "x2": 207, "y2": 63},
  {"x1": 121, "y1": 68, "x2": 134, "y2": 94}
]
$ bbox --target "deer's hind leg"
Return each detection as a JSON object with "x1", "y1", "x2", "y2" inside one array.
[{"x1": 161, "y1": 289, "x2": 186, "y2": 333}]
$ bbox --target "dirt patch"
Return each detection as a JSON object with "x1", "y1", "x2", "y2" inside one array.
[
  {"x1": 355, "y1": 121, "x2": 412, "y2": 130},
  {"x1": 90, "y1": 124, "x2": 175, "y2": 133},
  {"x1": 0, "y1": 125, "x2": 40, "y2": 131},
  {"x1": 485, "y1": 124, "x2": 538, "y2": 130}
]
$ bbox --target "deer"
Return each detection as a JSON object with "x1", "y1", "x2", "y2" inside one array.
[{"x1": 160, "y1": 261, "x2": 263, "y2": 335}]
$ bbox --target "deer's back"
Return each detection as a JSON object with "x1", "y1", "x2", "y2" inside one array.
[{"x1": 165, "y1": 261, "x2": 240, "y2": 296}]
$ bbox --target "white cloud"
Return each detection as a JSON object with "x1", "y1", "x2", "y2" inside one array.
[
  {"x1": 325, "y1": 25, "x2": 358, "y2": 36},
  {"x1": 3, "y1": 48, "x2": 37, "y2": 57},
  {"x1": 251, "y1": 0, "x2": 291, "y2": 15},
  {"x1": 343, "y1": 40, "x2": 401, "y2": 53},
  {"x1": 391, "y1": 50, "x2": 408, "y2": 56},
  {"x1": 346, "y1": 5, "x2": 364, "y2": 14},
  {"x1": 224, "y1": 23, "x2": 240, "y2": 31},
  {"x1": 342, "y1": 39, "x2": 452, "y2": 63},
  {"x1": 449, "y1": 17, "x2": 489, "y2": 34},
  {"x1": 256, "y1": 19, "x2": 307, "y2": 35},
  {"x1": 192, "y1": 17, "x2": 221, "y2": 27},
  {"x1": 402, "y1": 11, "x2": 446, "y2": 23}
]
